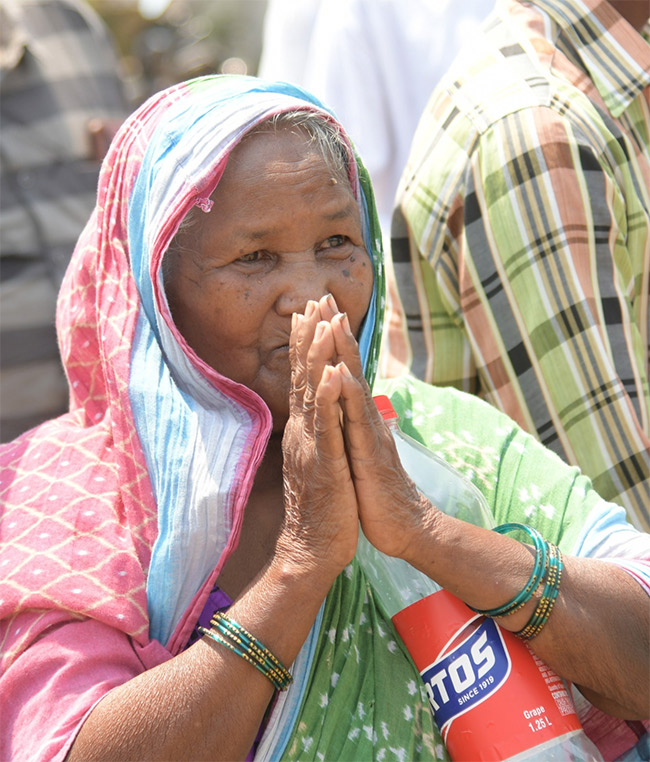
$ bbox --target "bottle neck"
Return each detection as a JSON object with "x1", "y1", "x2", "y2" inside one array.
[{"x1": 384, "y1": 417, "x2": 400, "y2": 432}]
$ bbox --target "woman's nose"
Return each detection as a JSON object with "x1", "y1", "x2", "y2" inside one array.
[{"x1": 274, "y1": 258, "x2": 331, "y2": 315}]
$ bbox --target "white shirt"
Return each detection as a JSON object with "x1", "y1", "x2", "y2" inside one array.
[{"x1": 258, "y1": 0, "x2": 496, "y2": 236}]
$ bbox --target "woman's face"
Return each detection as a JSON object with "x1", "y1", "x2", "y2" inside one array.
[{"x1": 165, "y1": 126, "x2": 374, "y2": 428}]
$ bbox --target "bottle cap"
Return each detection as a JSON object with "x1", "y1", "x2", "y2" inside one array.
[{"x1": 373, "y1": 395, "x2": 398, "y2": 420}]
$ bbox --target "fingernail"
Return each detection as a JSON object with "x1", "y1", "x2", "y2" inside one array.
[
  {"x1": 325, "y1": 293, "x2": 338, "y2": 311},
  {"x1": 314, "y1": 321, "x2": 327, "y2": 340},
  {"x1": 337, "y1": 361, "x2": 353, "y2": 378},
  {"x1": 338, "y1": 312, "x2": 351, "y2": 334},
  {"x1": 322, "y1": 363, "x2": 335, "y2": 381}
]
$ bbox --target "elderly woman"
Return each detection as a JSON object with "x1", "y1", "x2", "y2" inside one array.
[{"x1": 0, "y1": 75, "x2": 648, "y2": 762}]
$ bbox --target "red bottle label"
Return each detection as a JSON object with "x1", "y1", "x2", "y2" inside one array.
[{"x1": 392, "y1": 590, "x2": 581, "y2": 761}]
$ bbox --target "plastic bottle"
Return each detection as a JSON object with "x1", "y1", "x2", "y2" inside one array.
[{"x1": 355, "y1": 395, "x2": 603, "y2": 762}]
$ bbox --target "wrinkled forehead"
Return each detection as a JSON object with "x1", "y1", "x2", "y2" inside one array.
[
  {"x1": 170, "y1": 117, "x2": 359, "y2": 245},
  {"x1": 231, "y1": 112, "x2": 355, "y2": 190},
  {"x1": 133, "y1": 87, "x2": 360, "y2": 282}
]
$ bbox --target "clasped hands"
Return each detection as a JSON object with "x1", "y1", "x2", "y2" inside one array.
[{"x1": 279, "y1": 294, "x2": 434, "y2": 579}]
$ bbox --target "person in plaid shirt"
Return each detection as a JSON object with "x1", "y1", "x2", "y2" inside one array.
[
  {"x1": 0, "y1": 0, "x2": 128, "y2": 442},
  {"x1": 383, "y1": 0, "x2": 650, "y2": 533}
]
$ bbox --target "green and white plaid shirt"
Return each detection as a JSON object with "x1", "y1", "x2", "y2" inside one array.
[{"x1": 384, "y1": 0, "x2": 650, "y2": 532}]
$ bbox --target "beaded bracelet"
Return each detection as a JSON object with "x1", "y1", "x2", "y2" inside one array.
[
  {"x1": 211, "y1": 613, "x2": 293, "y2": 689},
  {"x1": 212, "y1": 612, "x2": 293, "y2": 689},
  {"x1": 469, "y1": 523, "x2": 548, "y2": 618},
  {"x1": 515, "y1": 542, "x2": 563, "y2": 641},
  {"x1": 198, "y1": 626, "x2": 287, "y2": 690},
  {"x1": 210, "y1": 613, "x2": 293, "y2": 691},
  {"x1": 199, "y1": 612, "x2": 293, "y2": 691}
]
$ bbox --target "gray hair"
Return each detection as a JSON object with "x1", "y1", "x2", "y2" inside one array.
[
  {"x1": 243, "y1": 109, "x2": 352, "y2": 184},
  {"x1": 163, "y1": 109, "x2": 354, "y2": 289}
]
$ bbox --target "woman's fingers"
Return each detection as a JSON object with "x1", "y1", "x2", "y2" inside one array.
[
  {"x1": 285, "y1": 297, "x2": 423, "y2": 563},
  {"x1": 281, "y1": 320, "x2": 360, "y2": 573},
  {"x1": 335, "y1": 361, "x2": 429, "y2": 558},
  {"x1": 289, "y1": 300, "x2": 321, "y2": 412},
  {"x1": 290, "y1": 296, "x2": 361, "y2": 404},
  {"x1": 331, "y1": 311, "x2": 365, "y2": 378},
  {"x1": 296, "y1": 319, "x2": 338, "y2": 437},
  {"x1": 336, "y1": 360, "x2": 382, "y2": 455},
  {"x1": 292, "y1": 301, "x2": 382, "y2": 473},
  {"x1": 311, "y1": 364, "x2": 346, "y2": 459},
  {"x1": 290, "y1": 295, "x2": 344, "y2": 431},
  {"x1": 318, "y1": 293, "x2": 340, "y2": 323}
]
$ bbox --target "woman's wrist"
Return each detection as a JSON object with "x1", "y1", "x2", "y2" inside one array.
[
  {"x1": 372, "y1": 491, "x2": 442, "y2": 565},
  {"x1": 268, "y1": 542, "x2": 349, "y2": 593},
  {"x1": 218, "y1": 552, "x2": 338, "y2": 673}
]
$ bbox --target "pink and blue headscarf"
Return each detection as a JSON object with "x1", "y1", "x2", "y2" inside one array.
[{"x1": 0, "y1": 75, "x2": 385, "y2": 670}]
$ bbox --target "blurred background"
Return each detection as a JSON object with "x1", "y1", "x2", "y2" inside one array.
[{"x1": 90, "y1": 0, "x2": 268, "y2": 107}]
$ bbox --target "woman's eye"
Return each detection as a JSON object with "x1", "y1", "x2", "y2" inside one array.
[
  {"x1": 318, "y1": 235, "x2": 354, "y2": 258},
  {"x1": 324, "y1": 235, "x2": 346, "y2": 248},
  {"x1": 238, "y1": 251, "x2": 263, "y2": 263}
]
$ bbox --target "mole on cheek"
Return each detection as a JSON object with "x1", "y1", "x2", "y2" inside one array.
[{"x1": 342, "y1": 269, "x2": 350, "y2": 278}]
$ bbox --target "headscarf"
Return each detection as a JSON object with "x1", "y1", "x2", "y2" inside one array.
[
  {"x1": 2, "y1": 77, "x2": 438, "y2": 762},
  {"x1": 0, "y1": 73, "x2": 385, "y2": 656}
]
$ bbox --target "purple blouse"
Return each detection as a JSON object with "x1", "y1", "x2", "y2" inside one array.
[{"x1": 186, "y1": 586, "x2": 265, "y2": 760}]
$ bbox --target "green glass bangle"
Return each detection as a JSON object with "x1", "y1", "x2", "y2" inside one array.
[
  {"x1": 211, "y1": 613, "x2": 291, "y2": 677},
  {"x1": 212, "y1": 618, "x2": 293, "y2": 690},
  {"x1": 208, "y1": 612, "x2": 293, "y2": 691},
  {"x1": 199, "y1": 625, "x2": 291, "y2": 691},
  {"x1": 515, "y1": 543, "x2": 563, "y2": 641},
  {"x1": 469, "y1": 523, "x2": 548, "y2": 618},
  {"x1": 199, "y1": 624, "x2": 292, "y2": 691}
]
